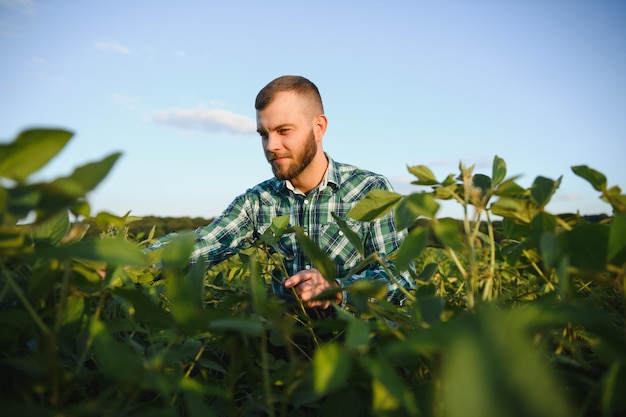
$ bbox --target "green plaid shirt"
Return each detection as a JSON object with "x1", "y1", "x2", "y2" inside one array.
[{"x1": 148, "y1": 156, "x2": 413, "y2": 306}]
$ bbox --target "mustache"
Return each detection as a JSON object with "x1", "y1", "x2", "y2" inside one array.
[{"x1": 266, "y1": 152, "x2": 291, "y2": 161}]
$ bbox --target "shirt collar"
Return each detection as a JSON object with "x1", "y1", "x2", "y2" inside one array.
[{"x1": 269, "y1": 154, "x2": 340, "y2": 195}]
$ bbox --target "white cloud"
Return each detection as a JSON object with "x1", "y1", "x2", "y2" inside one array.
[
  {"x1": 94, "y1": 40, "x2": 131, "y2": 55},
  {"x1": 153, "y1": 108, "x2": 256, "y2": 135}
]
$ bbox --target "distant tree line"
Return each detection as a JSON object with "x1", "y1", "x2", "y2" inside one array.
[
  {"x1": 84, "y1": 216, "x2": 215, "y2": 240},
  {"x1": 83, "y1": 213, "x2": 609, "y2": 243}
]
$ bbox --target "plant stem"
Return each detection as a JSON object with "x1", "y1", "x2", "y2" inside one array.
[{"x1": 4, "y1": 269, "x2": 51, "y2": 336}]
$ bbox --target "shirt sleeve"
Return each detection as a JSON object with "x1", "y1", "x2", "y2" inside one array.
[{"x1": 145, "y1": 192, "x2": 257, "y2": 268}]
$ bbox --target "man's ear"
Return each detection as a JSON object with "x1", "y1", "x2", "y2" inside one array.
[{"x1": 314, "y1": 114, "x2": 328, "y2": 140}]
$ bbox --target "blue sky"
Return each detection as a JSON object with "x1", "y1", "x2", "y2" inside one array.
[{"x1": 1, "y1": 0, "x2": 625, "y2": 220}]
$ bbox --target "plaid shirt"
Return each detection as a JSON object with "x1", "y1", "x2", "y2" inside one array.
[{"x1": 148, "y1": 156, "x2": 413, "y2": 306}]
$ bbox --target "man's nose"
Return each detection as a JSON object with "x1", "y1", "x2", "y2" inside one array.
[{"x1": 264, "y1": 133, "x2": 282, "y2": 151}]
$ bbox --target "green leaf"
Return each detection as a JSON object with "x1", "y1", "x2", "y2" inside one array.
[
  {"x1": 395, "y1": 227, "x2": 428, "y2": 272},
  {"x1": 531, "y1": 212, "x2": 557, "y2": 246},
  {"x1": 608, "y1": 211, "x2": 626, "y2": 267},
  {"x1": 414, "y1": 295, "x2": 444, "y2": 326},
  {"x1": 7, "y1": 185, "x2": 41, "y2": 219},
  {"x1": 442, "y1": 307, "x2": 574, "y2": 417},
  {"x1": 31, "y1": 210, "x2": 70, "y2": 246},
  {"x1": 295, "y1": 228, "x2": 337, "y2": 282},
  {"x1": 270, "y1": 215, "x2": 289, "y2": 233},
  {"x1": 407, "y1": 165, "x2": 438, "y2": 185},
  {"x1": 361, "y1": 356, "x2": 419, "y2": 415},
  {"x1": 560, "y1": 224, "x2": 610, "y2": 272},
  {"x1": 539, "y1": 232, "x2": 561, "y2": 269},
  {"x1": 167, "y1": 261, "x2": 205, "y2": 328},
  {"x1": 502, "y1": 217, "x2": 530, "y2": 239},
  {"x1": 433, "y1": 218, "x2": 463, "y2": 251},
  {"x1": 161, "y1": 232, "x2": 195, "y2": 270},
  {"x1": 572, "y1": 165, "x2": 607, "y2": 192},
  {"x1": 332, "y1": 212, "x2": 365, "y2": 258},
  {"x1": 472, "y1": 174, "x2": 491, "y2": 196},
  {"x1": 491, "y1": 197, "x2": 531, "y2": 223},
  {"x1": 530, "y1": 176, "x2": 561, "y2": 208},
  {"x1": 394, "y1": 192, "x2": 439, "y2": 230},
  {"x1": 90, "y1": 318, "x2": 143, "y2": 380},
  {"x1": 313, "y1": 343, "x2": 351, "y2": 394},
  {"x1": 491, "y1": 155, "x2": 506, "y2": 187},
  {"x1": 112, "y1": 287, "x2": 174, "y2": 328},
  {"x1": 41, "y1": 237, "x2": 148, "y2": 267},
  {"x1": 348, "y1": 189, "x2": 402, "y2": 222},
  {"x1": 60, "y1": 295, "x2": 86, "y2": 326},
  {"x1": 51, "y1": 152, "x2": 122, "y2": 197},
  {"x1": 0, "y1": 128, "x2": 73, "y2": 182},
  {"x1": 207, "y1": 317, "x2": 264, "y2": 336},
  {"x1": 336, "y1": 308, "x2": 370, "y2": 351},
  {"x1": 494, "y1": 178, "x2": 525, "y2": 197}
]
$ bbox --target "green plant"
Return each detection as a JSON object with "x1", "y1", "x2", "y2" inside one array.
[{"x1": 1, "y1": 129, "x2": 624, "y2": 417}]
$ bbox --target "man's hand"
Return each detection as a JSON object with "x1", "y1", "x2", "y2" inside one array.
[{"x1": 283, "y1": 268, "x2": 342, "y2": 309}]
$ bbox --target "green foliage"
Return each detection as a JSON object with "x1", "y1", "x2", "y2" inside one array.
[{"x1": 1, "y1": 131, "x2": 625, "y2": 417}]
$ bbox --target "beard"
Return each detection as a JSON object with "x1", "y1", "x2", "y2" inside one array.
[{"x1": 267, "y1": 129, "x2": 317, "y2": 181}]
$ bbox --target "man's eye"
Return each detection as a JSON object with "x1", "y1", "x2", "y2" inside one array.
[{"x1": 278, "y1": 128, "x2": 290, "y2": 135}]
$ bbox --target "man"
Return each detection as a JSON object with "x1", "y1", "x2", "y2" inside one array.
[{"x1": 148, "y1": 75, "x2": 413, "y2": 309}]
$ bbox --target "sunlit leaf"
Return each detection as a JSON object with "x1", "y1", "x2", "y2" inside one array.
[
  {"x1": 60, "y1": 295, "x2": 86, "y2": 326},
  {"x1": 407, "y1": 165, "x2": 438, "y2": 185},
  {"x1": 491, "y1": 197, "x2": 532, "y2": 223},
  {"x1": 494, "y1": 178, "x2": 525, "y2": 197},
  {"x1": 395, "y1": 227, "x2": 428, "y2": 272},
  {"x1": 0, "y1": 128, "x2": 73, "y2": 182},
  {"x1": 572, "y1": 165, "x2": 607, "y2": 192},
  {"x1": 442, "y1": 307, "x2": 574, "y2": 417},
  {"x1": 295, "y1": 228, "x2": 336, "y2": 282},
  {"x1": 41, "y1": 237, "x2": 149, "y2": 267},
  {"x1": 394, "y1": 192, "x2": 439, "y2": 230},
  {"x1": 161, "y1": 233, "x2": 195, "y2": 270},
  {"x1": 336, "y1": 308, "x2": 370, "y2": 351},
  {"x1": 51, "y1": 153, "x2": 122, "y2": 196},
  {"x1": 31, "y1": 209, "x2": 70, "y2": 246},
  {"x1": 348, "y1": 189, "x2": 402, "y2": 221},
  {"x1": 491, "y1": 155, "x2": 506, "y2": 187},
  {"x1": 270, "y1": 215, "x2": 290, "y2": 233},
  {"x1": 313, "y1": 343, "x2": 350, "y2": 394},
  {"x1": 361, "y1": 356, "x2": 418, "y2": 414},
  {"x1": 530, "y1": 176, "x2": 561, "y2": 208}
]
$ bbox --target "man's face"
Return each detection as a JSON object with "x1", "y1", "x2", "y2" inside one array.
[{"x1": 256, "y1": 91, "x2": 320, "y2": 181}]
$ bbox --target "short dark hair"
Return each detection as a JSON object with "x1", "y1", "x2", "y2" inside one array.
[{"x1": 255, "y1": 75, "x2": 324, "y2": 114}]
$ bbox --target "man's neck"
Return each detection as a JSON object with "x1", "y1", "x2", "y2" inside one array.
[{"x1": 290, "y1": 152, "x2": 329, "y2": 194}]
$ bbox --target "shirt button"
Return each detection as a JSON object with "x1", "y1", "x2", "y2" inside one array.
[
  {"x1": 304, "y1": 231, "x2": 308, "y2": 236},
  {"x1": 305, "y1": 265, "x2": 311, "y2": 269},
  {"x1": 304, "y1": 200, "x2": 309, "y2": 205},
  {"x1": 338, "y1": 231, "x2": 344, "y2": 236}
]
